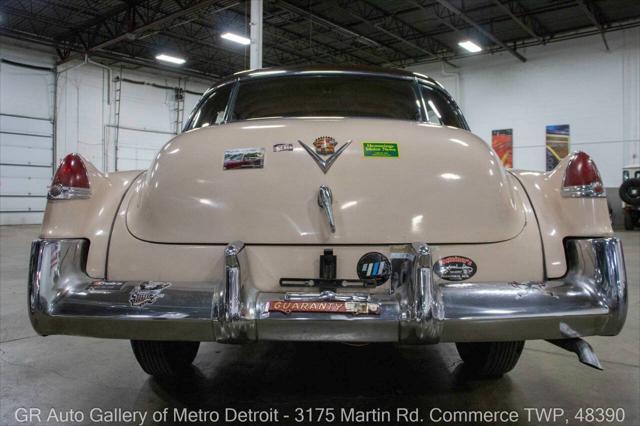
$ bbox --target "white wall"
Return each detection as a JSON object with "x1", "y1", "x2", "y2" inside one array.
[
  {"x1": 0, "y1": 38, "x2": 211, "y2": 224},
  {"x1": 55, "y1": 54, "x2": 210, "y2": 172},
  {"x1": 409, "y1": 28, "x2": 640, "y2": 188}
]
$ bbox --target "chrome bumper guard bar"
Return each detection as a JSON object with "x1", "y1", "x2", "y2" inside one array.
[{"x1": 28, "y1": 238, "x2": 627, "y2": 343}]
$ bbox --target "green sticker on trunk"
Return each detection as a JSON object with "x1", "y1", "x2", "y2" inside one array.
[{"x1": 363, "y1": 142, "x2": 399, "y2": 158}]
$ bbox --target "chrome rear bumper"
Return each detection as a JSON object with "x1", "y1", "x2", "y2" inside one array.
[{"x1": 28, "y1": 238, "x2": 627, "y2": 343}]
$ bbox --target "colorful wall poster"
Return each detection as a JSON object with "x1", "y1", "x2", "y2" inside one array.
[
  {"x1": 545, "y1": 124, "x2": 570, "y2": 171},
  {"x1": 491, "y1": 129, "x2": 513, "y2": 168}
]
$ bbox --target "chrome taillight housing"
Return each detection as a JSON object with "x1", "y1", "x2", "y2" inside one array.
[
  {"x1": 562, "y1": 151, "x2": 606, "y2": 198},
  {"x1": 47, "y1": 154, "x2": 91, "y2": 200}
]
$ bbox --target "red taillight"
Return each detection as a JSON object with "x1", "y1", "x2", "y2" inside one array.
[
  {"x1": 48, "y1": 154, "x2": 91, "y2": 199},
  {"x1": 562, "y1": 152, "x2": 605, "y2": 198}
]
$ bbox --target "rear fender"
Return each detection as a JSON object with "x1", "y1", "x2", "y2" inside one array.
[
  {"x1": 40, "y1": 157, "x2": 143, "y2": 278},
  {"x1": 511, "y1": 155, "x2": 612, "y2": 278}
]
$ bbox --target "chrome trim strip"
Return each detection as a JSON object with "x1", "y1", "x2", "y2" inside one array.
[
  {"x1": 47, "y1": 185, "x2": 91, "y2": 200},
  {"x1": 240, "y1": 68, "x2": 422, "y2": 83},
  {"x1": 28, "y1": 238, "x2": 627, "y2": 344},
  {"x1": 561, "y1": 184, "x2": 607, "y2": 198}
]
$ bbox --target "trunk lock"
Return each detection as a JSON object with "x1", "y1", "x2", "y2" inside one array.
[{"x1": 317, "y1": 185, "x2": 336, "y2": 233}]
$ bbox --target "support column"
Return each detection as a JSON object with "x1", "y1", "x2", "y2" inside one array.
[
  {"x1": 250, "y1": 0, "x2": 263, "y2": 69},
  {"x1": 622, "y1": 28, "x2": 639, "y2": 169}
]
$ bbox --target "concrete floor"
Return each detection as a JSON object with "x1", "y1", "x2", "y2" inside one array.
[{"x1": 1, "y1": 225, "x2": 638, "y2": 426}]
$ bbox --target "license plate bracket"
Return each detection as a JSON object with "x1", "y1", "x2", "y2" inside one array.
[{"x1": 279, "y1": 278, "x2": 377, "y2": 288}]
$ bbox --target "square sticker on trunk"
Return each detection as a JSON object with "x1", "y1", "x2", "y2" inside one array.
[{"x1": 363, "y1": 142, "x2": 399, "y2": 158}]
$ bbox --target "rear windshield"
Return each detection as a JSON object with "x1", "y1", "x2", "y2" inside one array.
[
  {"x1": 231, "y1": 75, "x2": 421, "y2": 122},
  {"x1": 185, "y1": 74, "x2": 468, "y2": 130}
]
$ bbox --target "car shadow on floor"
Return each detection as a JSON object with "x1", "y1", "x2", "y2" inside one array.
[{"x1": 133, "y1": 342, "x2": 522, "y2": 417}]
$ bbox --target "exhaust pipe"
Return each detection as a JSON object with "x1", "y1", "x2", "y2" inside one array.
[{"x1": 547, "y1": 338, "x2": 603, "y2": 370}]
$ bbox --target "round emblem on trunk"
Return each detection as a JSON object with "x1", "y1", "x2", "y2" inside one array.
[
  {"x1": 357, "y1": 252, "x2": 391, "y2": 286},
  {"x1": 313, "y1": 136, "x2": 338, "y2": 155},
  {"x1": 433, "y1": 256, "x2": 477, "y2": 281}
]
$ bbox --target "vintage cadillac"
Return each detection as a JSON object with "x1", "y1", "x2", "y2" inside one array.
[{"x1": 29, "y1": 66, "x2": 627, "y2": 379}]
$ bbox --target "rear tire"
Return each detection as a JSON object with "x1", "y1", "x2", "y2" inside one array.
[
  {"x1": 131, "y1": 340, "x2": 200, "y2": 378},
  {"x1": 623, "y1": 210, "x2": 635, "y2": 230},
  {"x1": 456, "y1": 341, "x2": 524, "y2": 378}
]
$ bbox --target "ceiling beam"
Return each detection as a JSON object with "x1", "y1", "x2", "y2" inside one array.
[
  {"x1": 433, "y1": 0, "x2": 527, "y2": 62},
  {"x1": 143, "y1": 2, "x2": 326, "y2": 70},
  {"x1": 259, "y1": 11, "x2": 380, "y2": 65},
  {"x1": 336, "y1": 0, "x2": 456, "y2": 67},
  {"x1": 165, "y1": 21, "x2": 325, "y2": 67},
  {"x1": 268, "y1": 2, "x2": 392, "y2": 64},
  {"x1": 52, "y1": 0, "x2": 250, "y2": 75},
  {"x1": 169, "y1": 3, "x2": 378, "y2": 67},
  {"x1": 362, "y1": 0, "x2": 459, "y2": 67},
  {"x1": 276, "y1": 1, "x2": 380, "y2": 48},
  {"x1": 133, "y1": 0, "x2": 373, "y2": 71},
  {"x1": 87, "y1": 0, "x2": 220, "y2": 52},
  {"x1": 371, "y1": 21, "x2": 458, "y2": 68},
  {"x1": 407, "y1": 0, "x2": 462, "y2": 36},
  {"x1": 0, "y1": 26, "x2": 219, "y2": 81},
  {"x1": 53, "y1": 1, "x2": 144, "y2": 42},
  {"x1": 492, "y1": 0, "x2": 544, "y2": 43},
  {"x1": 576, "y1": 0, "x2": 609, "y2": 50},
  {"x1": 91, "y1": 49, "x2": 219, "y2": 81}
]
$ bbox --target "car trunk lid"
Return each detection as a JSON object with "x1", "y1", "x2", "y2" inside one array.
[{"x1": 126, "y1": 118, "x2": 525, "y2": 244}]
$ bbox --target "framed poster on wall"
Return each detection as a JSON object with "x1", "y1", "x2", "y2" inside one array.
[
  {"x1": 491, "y1": 129, "x2": 513, "y2": 168},
  {"x1": 545, "y1": 124, "x2": 570, "y2": 171}
]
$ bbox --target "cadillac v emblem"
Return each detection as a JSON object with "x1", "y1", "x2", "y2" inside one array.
[{"x1": 299, "y1": 137, "x2": 351, "y2": 173}]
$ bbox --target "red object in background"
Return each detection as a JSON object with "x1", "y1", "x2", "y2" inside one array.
[
  {"x1": 563, "y1": 152, "x2": 604, "y2": 193},
  {"x1": 491, "y1": 129, "x2": 513, "y2": 168},
  {"x1": 52, "y1": 154, "x2": 90, "y2": 189}
]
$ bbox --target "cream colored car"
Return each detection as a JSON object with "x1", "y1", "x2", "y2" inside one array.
[{"x1": 29, "y1": 66, "x2": 627, "y2": 379}]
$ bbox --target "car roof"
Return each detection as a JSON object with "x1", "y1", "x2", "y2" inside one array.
[{"x1": 211, "y1": 65, "x2": 439, "y2": 87}]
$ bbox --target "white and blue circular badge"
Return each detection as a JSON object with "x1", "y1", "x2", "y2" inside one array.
[{"x1": 357, "y1": 252, "x2": 391, "y2": 286}]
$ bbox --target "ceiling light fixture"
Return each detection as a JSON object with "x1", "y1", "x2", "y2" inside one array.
[
  {"x1": 155, "y1": 54, "x2": 186, "y2": 65},
  {"x1": 458, "y1": 40, "x2": 482, "y2": 53},
  {"x1": 221, "y1": 32, "x2": 251, "y2": 45}
]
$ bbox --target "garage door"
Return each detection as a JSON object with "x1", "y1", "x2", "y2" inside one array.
[
  {"x1": 0, "y1": 60, "x2": 54, "y2": 225},
  {"x1": 113, "y1": 125, "x2": 177, "y2": 171},
  {"x1": 112, "y1": 80, "x2": 203, "y2": 171}
]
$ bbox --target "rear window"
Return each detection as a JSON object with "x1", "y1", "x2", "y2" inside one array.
[
  {"x1": 187, "y1": 83, "x2": 233, "y2": 130},
  {"x1": 419, "y1": 84, "x2": 468, "y2": 129},
  {"x1": 231, "y1": 75, "x2": 421, "y2": 122}
]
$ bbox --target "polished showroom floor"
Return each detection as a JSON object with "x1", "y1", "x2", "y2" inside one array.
[{"x1": 1, "y1": 225, "x2": 638, "y2": 425}]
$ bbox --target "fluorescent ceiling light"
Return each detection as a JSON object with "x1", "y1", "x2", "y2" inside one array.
[
  {"x1": 221, "y1": 32, "x2": 251, "y2": 45},
  {"x1": 155, "y1": 54, "x2": 186, "y2": 65},
  {"x1": 458, "y1": 40, "x2": 482, "y2": 53}
]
